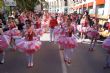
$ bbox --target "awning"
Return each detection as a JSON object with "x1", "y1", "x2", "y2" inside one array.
[
  {"x1": 83, "y1": 2, "x2": 93, "y2": 8},
  {"x1": 88, "y1": 2, "x2": 93, "y2": 7},
  {"x1": 83, "y1": 4, "x2": 87, "y2": 7},
  {"x1": 96, "y1": 0, "x2": 105, "y2": 5},
  {"x1": 73, "y1": 5, "x2": 82, "y2": 9}
]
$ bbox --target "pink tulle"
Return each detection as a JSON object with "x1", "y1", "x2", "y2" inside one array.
[
  {"x1": 64, "y1": 36, "x2": 77, "y2": 48},
  {"x1": 54, "y1": 28, "x2": 61, "y2": 36},
  {"x1": 102, "y1": 38, "x2": 110, "y2": 50},
  {"x1": 15, "y1": 37, "x2": 41, "y2": 54},
  {"x1": 71, "y1": 22, "x2": 77, "y2": 33},
  {"x1": 58, "y1": 36, "x2": 66, "y2": 47},
  {"x1": 54, "y1": 27, "x2": 66, "y2": 42},
  {"x1": 0, "y1": 35, "x2": 11, "y2": 50},
  {"x1": 10, "y1": 28, "x2": 21, "y2": 39},
  {"x1": 87, "y1": 28, "x2": 99, "y2": 39},
  {"x1": 35, "y1": 28, "x2": 44, "y2": 36},
  {"x1": 58, "y1": 36, "x2": 77, "y2": 49},
  {"x1": 3, "y1": 30, "x2": 11, "y2": 37}
]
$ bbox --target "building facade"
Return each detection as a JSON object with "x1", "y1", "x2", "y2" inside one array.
[
  {"x1": 46, "y1": 0, "x2": 110, "y2": 18},
  {"x1": 73, "y1": 0, "x2": 110, "y2": 24},
  {"x1": 46, "y1": 0, "x2": 74, "y2": 13},
  {"x1": 73, "y1": 0, "x2": 110, "y2": 18},
  {"x1": 46, "y1": 0, "x2": 65, "y2": 13}
]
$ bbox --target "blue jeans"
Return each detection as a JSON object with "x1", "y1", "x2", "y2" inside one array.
[{"x1": 50, "y1": 28, "x2": 54, "y2": 41}]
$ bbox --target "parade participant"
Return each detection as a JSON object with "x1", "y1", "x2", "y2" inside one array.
[
  {"x1": 8, "y1": 20, "x2": 21, "y2": 51},
  {"x1": 57, "y1": 14, "x2": 63, "y2": 25},
  {"x1": 0, "y1": 19, "x2": 5, "y2": 29},
  {"x1": 49, "y1": 16, "x2": 58, "y2": 42},
  {"x1": 58, "y1": 18, "x2": 77, "y2": 64},
  {"x1": 87, "y1": 18, "x2": 99, "y2": 51},
  {"x1": 57, "y1": 15, "x2": 68, "y2": 50},
  {"x1": 71, "y1": 15, "x2": 77, "y2": 34},
  {"x1": 0, "y1": 20, "x2": 11, "y2": 64},
  {"x1": 102, "y1": 36, "x2": 110, "y2": 69},
  {"x1": 41, "y1": 13, "x2": 50, "y2": 33},
  {"x1": 102, "y1": 17, "x2": 110, "y2": 68},
  {"x1": 80, "y1": 15, "x2": 89, "y2": 41},
  {"x1": 15, "y1": 20, "x2": 41, "y2": 68},
  {"x1": 0, "y1": 21, "x2": 5, "y2": 64},
  {"x1": 64, "y1": 18, "x2": 77, "y2": 64}
]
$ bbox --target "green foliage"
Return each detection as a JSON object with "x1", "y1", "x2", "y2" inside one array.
[
  {"x1": 0, "y1": 0, "x2": 3, "y2": 8},
  {"x1": 16, "y1": 0, "x2": 45, "y2": 11}
]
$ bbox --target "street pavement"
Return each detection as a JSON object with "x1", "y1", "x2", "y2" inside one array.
[{"x1": 0, "y1": 33, "x2": 110, "y2": 73}]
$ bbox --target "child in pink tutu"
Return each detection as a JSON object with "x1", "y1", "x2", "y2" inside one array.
[
  {"x1": 57, "y1": 16, "x2": 68, "y2": 50},
  {"x1": 16, "y1": 20, "x2": 41, "y2": 68},
  {"x1": 102, "y1": 36, "x2": 110, "y2": 69},
  {"x1": 25, "y1": 24, "x2": 35, "y2": 67},
  {"x1": 87, "y1": 18, "x2": 99, "y2": 51},
  {"x1": 0, "y1": 22, "x2": 5, "y2": 64},
  {"x1": 58, "y1": 18, "x2": 77, "y2": 65},
  {"x1": 8, "y1": 20, "x2": 21, "y2": 51},
  {"x1": 80, "y1": 15, "x2": 89, "y2": 41},
  {"x1": 0, "y1": 21, "x2": 11, "y2": 64},
  {"x1": 64, "y1": 18, "x2": 77, "y2": 64}
]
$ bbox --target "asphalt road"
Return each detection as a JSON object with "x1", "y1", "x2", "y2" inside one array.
[{"x1": 0, "y1": 33, "x2": 110, "y2": 73}]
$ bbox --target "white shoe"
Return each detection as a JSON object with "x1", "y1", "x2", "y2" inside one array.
[
  {"x1": 0, "y1": 59, "x2": 4, "y2": 64},
  {"x1": 30, "y1": 62, "x2": 33, "y2": 67}
]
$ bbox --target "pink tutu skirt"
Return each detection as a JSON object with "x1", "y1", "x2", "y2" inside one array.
[
  {"x1": 64, "y1": 36, "x2": 77, "y2": 49},
  {"x1": 15, "y1": 37, "x2": 41, "y2": 54},
  {"x1": 54, "y1": 28, "x2": 61, "y2": 35},
  {"x1": 58, "y1": 36, "x2": 77, "y2": 49},
  {"x1": 3, "y1": 30, "x2": 12, "y2": 37},
  {"x1": 10, "y1": 28, "x2": 21, "y2": 39},
  {"x1": 0, "y1": 35, "x2": 11, "y2": 50},
  {"x1": 102, "y1": 37, "x2": 110, "y2": 51},
  {"x1": 87, "y1": 28, "x2": 99, "y2": 39},
  {"x1": 58, "y1": 36, "x2": 66, "y2": 47},
  {"x1": 35, "y1": 28, "x2": 44, "y2": 36},
  {"x1": 71, "y1": 22, "x2": 77, "y2": 33},
  {"x1": 54, "y1": 28, "x2": 62, "y2": 40}
]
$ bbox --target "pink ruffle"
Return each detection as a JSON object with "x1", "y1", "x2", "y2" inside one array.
[
  {"x1": 10, "y1": 28, "x2": 21, "y2": 39},
  {"x1": 87, "y1": 30, "x2": 99, "y2": 39},
  {"x1": 102, "y1": 38, "x2": 110, "y2": 50},
  {"x1": 35, "y1": 28, "x2": 44, "y2": 36},
  {"x1": 15, "y1": 37, "x2": 41, "y2": 54},
  {"x1": 0, "y1": 35, "x2": 11, "y2": 49},
  {"x1": 58, "y1": 36, "x2": 77, "y2": 49},
  {"x1": 3, "y1": 30, "x2": 11, "y2": 37}
]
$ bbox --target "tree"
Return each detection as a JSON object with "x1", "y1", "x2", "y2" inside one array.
[
  {"x1": 0, "y1": 0, "x2": 3, "y2": 9},
  {"x1": 16, "y1": 0, "x2": 45, "y2": 11}
]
